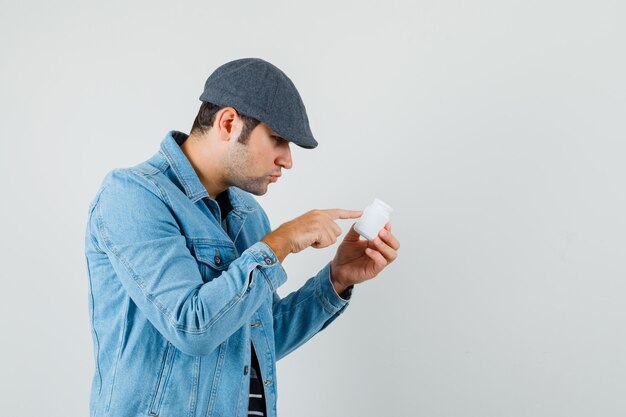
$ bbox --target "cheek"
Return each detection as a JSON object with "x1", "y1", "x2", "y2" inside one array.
[{"x1": 252, "y1": 148, "x2": 272, "y2": 166}]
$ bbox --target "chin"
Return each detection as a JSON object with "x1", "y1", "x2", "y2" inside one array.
[
  {"x1": 239, "y1": 185, "x2": 269, "y2": 196},
  {"x1": 232, "y1": 177, "x2": 271, "y2": 196}
]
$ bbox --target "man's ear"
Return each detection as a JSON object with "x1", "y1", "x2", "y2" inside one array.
[{"x1": 215, "y1": 107, "x2": 240, "y2": 142}]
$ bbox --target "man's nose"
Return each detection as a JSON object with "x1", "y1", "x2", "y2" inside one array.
[{"x1": 277, "y1": 144, "x2": 293, "y2": 170}]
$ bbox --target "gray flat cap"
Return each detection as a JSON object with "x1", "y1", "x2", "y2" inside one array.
[{"x1": 199, "y1": 58, "x2": 318, "y2": 149}]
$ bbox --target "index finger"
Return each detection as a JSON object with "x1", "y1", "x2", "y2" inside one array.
[{"x1": 324, "y1": 209, "x2": 363, "y2": 220}]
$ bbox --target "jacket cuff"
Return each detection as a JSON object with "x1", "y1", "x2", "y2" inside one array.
[
  {"x1": 247, "y1": 241, "x2": 288, "y2": 292},
  {"x1": 315, "y1": 263, "x2": 352, "y2": 314}
]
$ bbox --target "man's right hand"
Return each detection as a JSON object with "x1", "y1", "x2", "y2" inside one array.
[{"x1": 261, "y1": 209, "x2": 362, "y2": 263}]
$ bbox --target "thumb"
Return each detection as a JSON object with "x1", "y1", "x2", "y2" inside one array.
[{"x1": 343, "y1": 223, "x2": 362, "y2": 242}]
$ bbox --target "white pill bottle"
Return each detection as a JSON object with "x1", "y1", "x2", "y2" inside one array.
[{"x1": 354, "y1": 198, "x2": 394, "y2": 240}]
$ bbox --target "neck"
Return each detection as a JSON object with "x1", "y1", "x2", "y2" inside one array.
[{"x1": 181, "y1": 133, "x2": 228, "y2": 200}]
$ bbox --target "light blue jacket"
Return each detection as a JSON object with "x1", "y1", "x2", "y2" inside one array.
[{"x1": 84, "y1": 131, "x2": 352, "y2": 417}]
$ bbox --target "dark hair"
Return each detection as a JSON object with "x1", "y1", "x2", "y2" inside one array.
[{"x1": 190, "y1": 102, "x2": 261, "y2": 145}]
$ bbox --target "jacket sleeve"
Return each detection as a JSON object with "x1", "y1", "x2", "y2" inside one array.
[
  {"x1": 89, "y1": 169, "x2": 287, "y2": 356},
  {"x1": 271, "y1": 264, "x2": 353, "y2": 360}
]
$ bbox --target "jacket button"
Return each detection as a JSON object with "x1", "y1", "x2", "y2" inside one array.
[
  {"x1": 264, "y1": 257, "x2": 273, "y2": 265},
  {"x1": 244, "y1": 366, "x2": 249, "y2": 375},
  {"x1": 214, "y1": 255, "x2": 221, "y2": 264},
  {"x1": 264, "y1": 379, "x2": 272, "y2": 386}
]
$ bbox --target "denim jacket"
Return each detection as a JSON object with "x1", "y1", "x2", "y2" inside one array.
[{"x1": 84, "y1": 131, "x2": 351, "y2": 417}]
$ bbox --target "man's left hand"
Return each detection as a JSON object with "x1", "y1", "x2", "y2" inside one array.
[{"x1": 329, "y1": 222, "x2": 400, "y2": 295}]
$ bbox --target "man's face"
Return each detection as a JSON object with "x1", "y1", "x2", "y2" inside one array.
[{"x1": 224, "y1": 122, "x2": 293, "y2": 196}]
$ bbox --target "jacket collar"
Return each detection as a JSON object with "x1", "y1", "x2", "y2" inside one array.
[{"x1": 158, "y1": 131, "x2": 256, "y2": 212}]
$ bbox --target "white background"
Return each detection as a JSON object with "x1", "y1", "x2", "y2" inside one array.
[{"x1": 1, "y1": 0, "x2": 625, "y2": 416}]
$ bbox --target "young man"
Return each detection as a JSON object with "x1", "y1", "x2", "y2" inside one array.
[{"x1": 84, "y1": 58, "x2": 400, "y2": 417}]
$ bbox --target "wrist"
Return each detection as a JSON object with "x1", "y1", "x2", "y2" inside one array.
[
  {"x1": 261, "y1": 232, "x2": 291, "y2": 264},
  {"x1": 329, "y1": 261, "x2": 350, "y2": 295}
]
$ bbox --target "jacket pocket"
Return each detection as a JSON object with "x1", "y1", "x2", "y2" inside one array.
[
  {"x1": 192, "y1": 241, "x2": 238, "y2": 282},
  {"x1": 148, "y1": 342, "x2": 176, "y2": 416}
]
